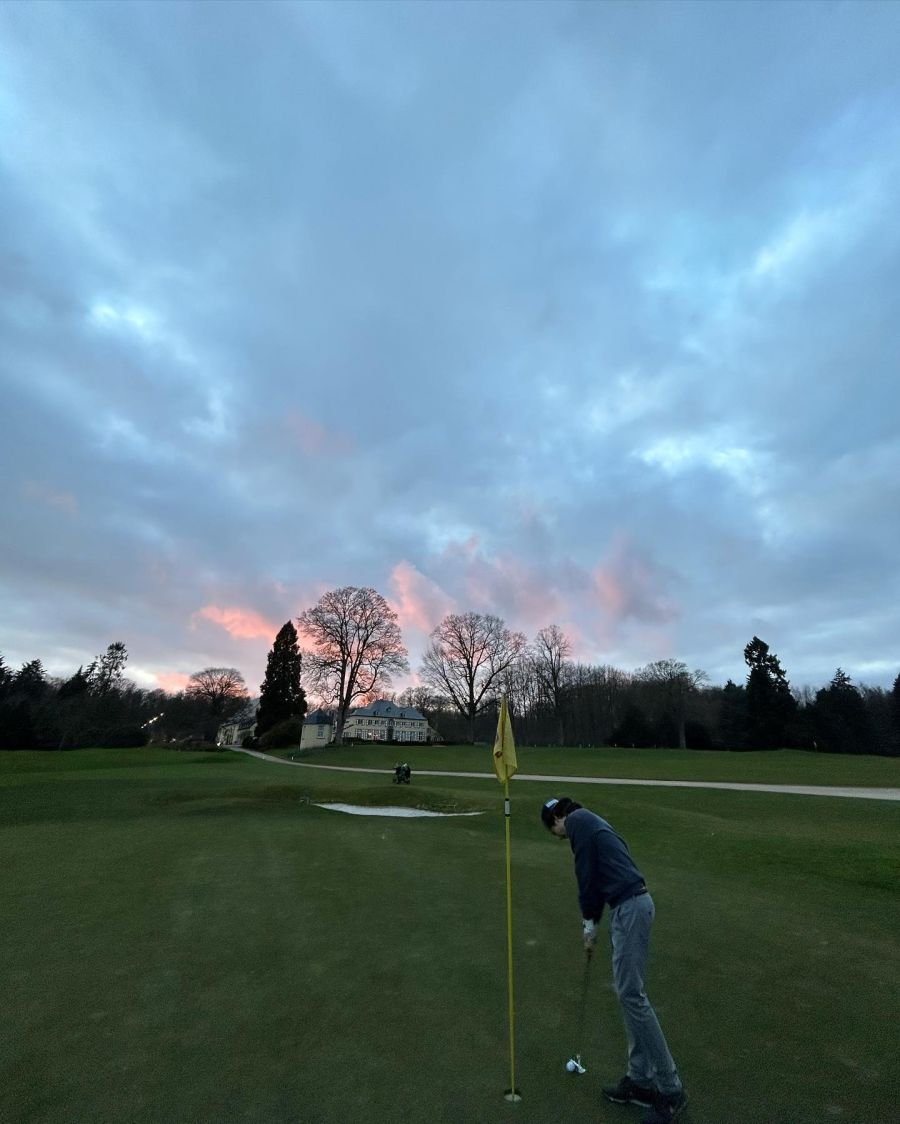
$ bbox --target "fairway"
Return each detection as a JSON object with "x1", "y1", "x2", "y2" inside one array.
[{"x1": 1, "y1": 748, "x2": 898, "y2": 1124}]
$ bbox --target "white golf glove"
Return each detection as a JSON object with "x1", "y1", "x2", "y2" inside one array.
[{"x1": 582, "y1": 918, "x2": 597, "y2": 949}]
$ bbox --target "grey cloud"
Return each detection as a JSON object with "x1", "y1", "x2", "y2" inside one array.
[{"x1": 1, "y1": 0, "x2": 898, "y2": 692}]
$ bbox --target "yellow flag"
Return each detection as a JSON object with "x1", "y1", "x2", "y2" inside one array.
[{"x1": 492, "y1": 695, "x2": 518, "y2": 784}]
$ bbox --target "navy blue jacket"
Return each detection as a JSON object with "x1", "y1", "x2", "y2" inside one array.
[{"x1": 565, "y1": 808, "x2": 646, "y2": 921}]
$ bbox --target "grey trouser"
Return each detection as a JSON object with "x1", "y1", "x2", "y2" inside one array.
[{"x1": 610, "y1": 892, "x2": 682, "y2": 1095}]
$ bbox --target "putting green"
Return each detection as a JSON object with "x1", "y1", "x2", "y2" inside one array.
[{"x1": 1, "y1": 748, "x2": 897, "y2": 1123}]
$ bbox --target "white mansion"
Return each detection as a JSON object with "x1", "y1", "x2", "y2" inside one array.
[
  {"x1": 300, "y1": 698, "x2": 434, "y2": 748},
  {"x1": 343, "y1": 699, "x2": 431, "y2": 742}
]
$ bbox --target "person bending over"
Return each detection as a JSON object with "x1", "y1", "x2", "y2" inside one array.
[{"x1": 541, "y1": 796, "x2": 687, "y2": 1124}]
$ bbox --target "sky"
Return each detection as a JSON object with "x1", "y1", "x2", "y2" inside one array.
[{"x1": 2, "y1": 0, "x2": 899, "y2": 698}]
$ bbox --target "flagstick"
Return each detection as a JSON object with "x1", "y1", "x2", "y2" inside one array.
[
  {"x1": 495, "y1": 696, "x2": 520, "y2": 1102},
  {"x1": 503, "y1": 776, "x2": 521, "y2": 1102}
]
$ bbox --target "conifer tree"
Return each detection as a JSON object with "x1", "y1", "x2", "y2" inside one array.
[
  {"x1": 257, "y1": 621, "x2": 307, "y2": 738},
  {"x1": 891, "y1": 674, "x2": 900, "y2": 755},
  {"x1": 813, "y1": 669, "x2": 874, "y2": 754},
  {"x1": 744, "y1": 636, "x2": 797, "y2": 748}
]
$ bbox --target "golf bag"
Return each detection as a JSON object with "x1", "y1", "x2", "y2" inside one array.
[{"x1": 393, "y1": 762, "x2": 411, "y2": 784}]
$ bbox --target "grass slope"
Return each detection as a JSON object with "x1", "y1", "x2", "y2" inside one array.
[{"x1": 1, "y1": 748, "x2": 897, "y2": 1124}]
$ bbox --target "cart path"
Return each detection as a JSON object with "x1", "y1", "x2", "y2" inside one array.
[{"x1": 231, "y1": 748, "x2": 900, "y2": 802}]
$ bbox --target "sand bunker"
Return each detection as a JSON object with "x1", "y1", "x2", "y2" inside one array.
[{"x1": 314, "y1": 803, "x2": 483, "y2": 818}]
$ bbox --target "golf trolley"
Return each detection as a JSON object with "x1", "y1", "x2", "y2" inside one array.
[{"x1": 393, "y1": 762, "x2": 412, "y2": 784}]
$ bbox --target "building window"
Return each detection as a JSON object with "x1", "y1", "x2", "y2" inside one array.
[{"x1": 317, "y1": 727, "x2": 325, "y2": 739}]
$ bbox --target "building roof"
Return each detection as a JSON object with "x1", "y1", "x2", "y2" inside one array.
[
  {"x1": 304, "y1": 709, "x2": 334, "y2": 725},
  {"x1": 348, "y1": 699, "x2": 426, "y2": 721}
]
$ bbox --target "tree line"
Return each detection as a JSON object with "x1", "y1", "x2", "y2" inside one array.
[
  {"x1": 0, "y1": 645, "x2": 253, "y2": 749},
  {"x1": 2, "y1": 585, "x2": 899, "y2": 755},
  {"x1": 409, "y1": 627, "x2": 899, "y2": 756},
  {"x1": 294, "y1": 587, "x2": 900, "y2": 756}
]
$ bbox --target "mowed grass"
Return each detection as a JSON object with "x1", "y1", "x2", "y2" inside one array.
[
  {"x1": 275, "y1": 742, "x2": 900, "y2": 787},
  {"x1": 0, "y1": 749, "x2": 897, "y2": 1124}
]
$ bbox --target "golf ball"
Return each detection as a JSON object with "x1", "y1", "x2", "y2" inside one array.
[{"x1": 566, "y1": 1060, "x2": 577, "y2": 1073}]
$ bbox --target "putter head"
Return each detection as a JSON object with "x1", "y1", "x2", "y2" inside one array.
[{"x1": 566, "y1": 1056, "x2": 586, "y2": 1074}]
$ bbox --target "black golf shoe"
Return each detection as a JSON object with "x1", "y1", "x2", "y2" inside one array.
[
  {"x1": 601, "y1": 1075, "x2": 655, "y2": 1107},
  {"x1": 640, "y1": 1088, "x2": 688, "y2": 1123}
]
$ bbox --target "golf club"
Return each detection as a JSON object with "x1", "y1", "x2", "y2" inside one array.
[{"x1": 565, "y1": 948, "x2": 592, "y2": 1074}]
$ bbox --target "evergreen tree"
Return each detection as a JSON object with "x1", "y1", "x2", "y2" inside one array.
[
  {"x1": 0, "y1": 700, "x2": 35, "y2": 749},
  {"x1": 92, "y1": 642, "x2": 128, "y2": 695},
  {"x1": 58, "y1": 666, "x2": 92, "y2": 699},
  {"x1": 744, "y1": 637, "x2": 797, "y2": 749},
  {"x1": 813, "y1": 669, "x2": 875, "y2": 754},
  {"x1": 610, "y1": 705, "x2": 656, "y2": 748},
  {"x1": 256, "y1": 621, "x2": 307, "y2": 738},
  {"x1": 859, "y1": 684, "x2": 893, "y2": 756},
  {"x1": 891, "y1": 674, "x2": 900, "y2": 756},
  {"x1": 15, "y1": 660, "x2": 48, "y2": 699},
  {"x1": 718, "y1": 679, "x2": 748, "y2": 750},
  {"x1": 0, "y1": 658, "x2": 42, "y2": 748}
]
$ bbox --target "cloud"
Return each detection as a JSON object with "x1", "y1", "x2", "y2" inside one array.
[
  {"x1": 285, "y1": 410, "x2": 352, "y2": 457},
  {"x1": 0, "y1": 0, "x2": 898, "y2": 695},
  {"x1": 193, "y1": 606, "x2": 279, "y2": 642},
  {"x1": 23, "y1": 480, "x2": 79, "y2": 518},
  {"x1": 155, "y1": 671, "x2": 192, "y2": 693},
  {"x1": 389, "y1": 560, "x2": 454, "y2": 637},
  {"x1": 591, "y1": 534, "x2": 678, "y2": 628}
]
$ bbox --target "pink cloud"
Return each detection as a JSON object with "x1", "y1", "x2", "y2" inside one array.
[
  {"x1": 495, "y1": 554, "x2": 567, "y2": 628},
  {"x1": 433, "y1": 538, "x2": 569, "y2": 633},
  {"x1": 157, "y1": 671, "x2": 191, "y2": 693},
  {"x1": 285, "y1": 410, "x2": 352, "y2": 456},
  {"x1": 590, "y1": 534, "x2": 678, "y2": 626},
  {"x1": 554, "y1": 619, "x2": 593, "y2": 662},
  {"x1": 412, "y1": 530, "x2": 682, "y2": 669},
  {"x1": 193, "y1": 605, "x2": 279, "y2": 640},
  {"x1": 593, "y1": 568, "x2": 628, "y2": 616},
  {"x1": 23, "y1": 480, "x2": 78, "y2": 517},
  {"x1": 383, "y1": 529, "x2": 682, "y2": 675},
  {"x1": 389, "y1": 561, "x2": 455, "y2": 635}
]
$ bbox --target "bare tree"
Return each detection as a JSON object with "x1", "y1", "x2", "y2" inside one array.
[
  {"x1": 397, "y1": 686, "x2": 436, "y2": 712},
  {"x1": 186, "y1": 667, "x2": 249, "y2": 716},
  {"x1": 563, "y1": 663, "x2": 632, "y2": 746},
  {"x1": 497, "y1": 656, "x2": 538, "y2": 727},
  {"x1": 297, "y1": 586, "x2": 408, "y2": 744},
  {"x1": 420, "y1": 612, "x2": 527, "y2": 742},
  {"x1": 397, "y1": 686, "x2": 446, "y2": 739},
  {"x1": 532, "y1": 625, "x2": 573, "y2": 745},
  {"x1": 635, "y1": 659, "x2": 707, "y2": 749}
]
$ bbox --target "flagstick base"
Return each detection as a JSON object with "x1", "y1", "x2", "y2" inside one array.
[{"x1": 503, "y1": 1089, "x2": 522, "y2": 1102}]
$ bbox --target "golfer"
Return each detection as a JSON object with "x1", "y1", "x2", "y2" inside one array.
[{"x1": 541, "y1": 796, "x2": 687, "y2": 1124}]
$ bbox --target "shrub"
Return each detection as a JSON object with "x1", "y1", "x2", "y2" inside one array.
[
  {"x1": 101, "y1": 726, "x2": 150, "y2": 748},
  {"x1": 258, "y1": 717, "x2": 303, "y2": 749},
  {"x1": 174, "y1": 738, "x2": 220, "y2": 752}
]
